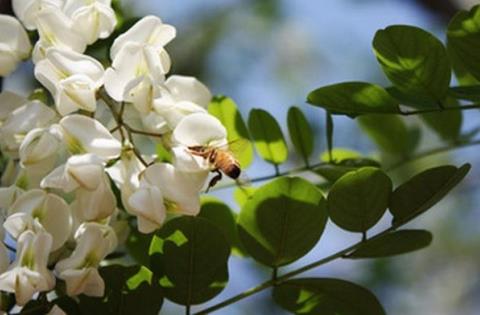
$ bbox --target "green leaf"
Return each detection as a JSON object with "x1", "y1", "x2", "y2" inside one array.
[
  {"x1": 237, "y1": 177, "x2": 328, "y2": 267},
  {"x1": 233, "y1": 186, "x2": 256, "y2": 208},
  {"x1": 349, "y1": 230, "x2": 433, "y2": 258},
  {"x1": 373, "y1": 25, "x2": 451, "y2": 105},
  {"x1": 287, "y1": 106, "x2": 314, "y2": 164},
  {"x1": 79, "y1": 265, "x2": 163, "y2": 315},
  {"x1": 307, "y1": 82, "x2": 399, "y2": 117},
  {"x1": 248, "y1": 108, "x2": 288, "y2": 165},
  {"x1": 155, "y1": 142, "x2": 172, "y2": 163},
  {"x1": 419, "y1": 99, "x2": 462, "y2": 142},
  {"x1": 273, "y1": 278, "x2": 386, "y2": 315},
  {"x1": 390, "y1": 164, "x2": 471, "y2": 225},
  {"x1": 327, "y1": 167, "x2": 392, "y2": 232},
  {"x1": 314, "y1": 158, "x2": 381, "y2": 183},
  {"x1": 358, "y1": 114, "x2": 416, "y2": 156},
  {"x1": 126, "y1": 228, "x2": 155, "y2": 266},
  {"x1": 449, "y1": 85, "x2": 480, "y2": 101},
  {"x1": 325, "y1": 111, "x2": 334, "y2": 161},
  {"x1": 320, "y1": 148, "x2": 361, "y2": 163},
  {"x1": 149, "y1": 216, "x2": 230, "y2": 305},
  {"x1": 447, "y1": 5, "x2": 480, "y2": 82},
  {"x1": 209, "y1": 96, "x2": 254, "y2": 167},
  {"x1": 199, "y1": 197, "x2": 246, "y2": 256}
]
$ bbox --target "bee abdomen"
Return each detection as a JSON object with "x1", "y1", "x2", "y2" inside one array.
[{"x1": 224, "y1": 163, "x2": 241, "y2": 179}]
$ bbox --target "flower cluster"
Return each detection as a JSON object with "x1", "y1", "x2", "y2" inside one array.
[{"x1": 0, "y1": 0, "x2": 230, "y2": 307}]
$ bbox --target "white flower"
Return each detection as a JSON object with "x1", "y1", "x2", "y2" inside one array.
[
  {"x1": 104, "y1": 43, "x2": 168, "y2": 103},
  {"x1": 12, "y1": 0, "x2": 63, "y2": 30},
  {"x1": 58, "y1": 115, "x2": 121, "y2": 159},
  {"x1": 171, "y1": 113, "x2": 227, "y2": 172},
  {"x1": 0, "y1": 100, "x2": 57, "y2": 157},
  {"x1": 74, "y1": 222, "x2": 117, "y2": 254},
  {"x1": 41, "y1": 153, "x2": 104, "y2": 192},
  {"x1": 63, "y1": 0, "x2": 116, "y2": 45},
  {"x1": 32, "y1": 7, "x2": 87, "y2": 63},
  {"x1": 0, "y1": 91, "x2": 27, "y2": 125},
  {"x1": 110, "y1": 15, "x2": 176, "y2": 60},
  {"x1": 4, "y1": 189, "x2": 72, "y2": 251},
  {"x1": 55, "y1": 223, "x2": 115, "y2": 297},
  {"x1": 128, "y1": 163, "x2": 207, "y2": 233},
  {"x1": 41, "y1": 154, "x2": 116, "y2": 221},
  {"x1": 0, "y1": 185, "x2": 24, "y2": 214},
  {"x1": 0, "y1": 15, "x2": 31, "y2": 76},
  {"x1": 35, "y1": 48, "x2": 104, "y2": 115},
  {"x1": 19, "y1": 126, "x2": 62, "y2": 169},
  {"x1": 0, "y1": 230, "x2": 55, "y2": 306},
  {"x1": 153, "y1": 75, "x2": 211, "y2": 129}
]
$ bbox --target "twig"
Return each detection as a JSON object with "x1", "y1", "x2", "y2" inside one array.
[
  {"x1": 399, "y1": 103, "x2": 480, "y2": 116},
  {"x1": 194, "y1": 225, "x2": 397, "y2": 314}
]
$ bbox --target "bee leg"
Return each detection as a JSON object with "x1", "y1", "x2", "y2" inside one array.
[{"x1": 206, "y1": 170, "x2": 222, "y2": 193}]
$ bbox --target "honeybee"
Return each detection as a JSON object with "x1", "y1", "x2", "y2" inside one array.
[{"x1": 188, "y1": 140, "x2": 246, "y2": 191}]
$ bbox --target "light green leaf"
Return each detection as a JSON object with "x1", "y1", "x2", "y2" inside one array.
[
  {"x1": 349, "y1": 230, "x2": 433, "y2": 258},
  {"x1": 149, "y1": 216, "x2": 230, "y2": 305},
  {"x1": 248, "y1": 108, "x2": 288, "y2": 165},
  {"x1": 373, "y1": 25, "x2": 451, "y2": 105},
  {"x1": 273, "y1": 278, "x2": 386, "y2": 315},
  {"x1": 287, "y1": 106, "x2": 314, "y2": 164},
  {"x1": 390, "y1": 164, "x2": 471, "y2": 225},
  {"x1": 447, "y1": 5, "x2": 480, "y2": 83},
  {"x1": 209, "y1": 96, "x2": 254, "y2": 167},
  {"x1": 327, "y1": 167, "x2": 392, "y2": 232},
  {"x1": 78, "y1": 265, "x2": 163, "y2": 315},
  {"x1": 419, "y1": 99, "x2": 462, "y2": 142},
  {"x1": 233, "y1": 186, "x2": 257, "y2": 208},
  {"x1": 358, "y1": 114, "x2": 417, "y2": 156},
  {"x1": 307, "y1": 82, "x2": 399, "y2": 117},
  {"x1": 237, "y1": 177, "x2": 328, "y2": 267}
]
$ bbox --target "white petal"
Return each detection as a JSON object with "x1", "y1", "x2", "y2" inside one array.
[
  {"x1": 39, "y1": 193, "x2": 72, "y2": 251},
  {"x1": 0, "y1": 243, "x2": 9, "y2": 273},
  {"x1": 172, "y1": 112, "x2": 227, "y2": 146},
  {"x1": 74, "y1": 173, "x2": 116, "y2": 221},
  {"x1": 46, "y1": 48, "x2": 104, "y2": 84},
  {"x1": 0, "y1": 185, "x2": 24, "y2": 212},
  {"x1": 59, "y1": 267, "x2": 105, "y2": 297},
  {"x1": 60, "y1": 115, "x2": 121, "y2": 159},
  {"x1": 71, "y1": 3, "x2": 117, "y2": 44},
  {"x1": 0, "y1": 91, "x2": 27, "y2": 122},
  {"x1": 143, "y1": 163, "x2": 206, "y2": 215},
  {"x1": 0, "y1": 14, "x2": 31, "y2": 57},
  {"x1": 110, "y1": 15, "x2": 176, "y2": 59},
  {"x1": 7, "y1": 189, "x2": 46, "y2": 216},
  {"x1": 19, "y1": 127, "x2": 61, "y2": 167},
  {"x1": 56, "y1": 75, "x2": 98, "y2": 115},
  {"x1": 128, "y1": 186, "x2": 165, "y2": 233},
  {"x1": 13, "y1": 0, "x2": 63, "y2": 30},
  {"x1": 165, "y1": 75, "x2": 212, "y2": 107}
]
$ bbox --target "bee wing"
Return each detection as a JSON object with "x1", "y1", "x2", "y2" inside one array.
[
  {"x1": 235, "y1": 171, "x2": 252, "y2": 187},
  {"x1": 218, "y1": 139, "x2": 251, "y2": 160}
]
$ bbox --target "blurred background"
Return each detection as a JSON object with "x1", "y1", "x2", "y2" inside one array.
[{"x1": 3, "y1": 0, "x2": 480, "y2": 314}]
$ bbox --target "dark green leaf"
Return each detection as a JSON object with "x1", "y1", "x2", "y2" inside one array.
[
  {"x1": 199, "y1": 197, "x2": 246, "y2": 256},
  {"x1": 287, "y1": 106, "x2": 314, "y2": 164},
  {"x1": 248, "y1": 108, "x2": 288, "y2": 164},
  {"x1": 447, "y1": 5, "x2": 480, "y2": 82},
  {"x1": 349, "y1": 230, "x2": 433, "y2": 258},
  {"x1": 273, "y1": 278, "x2": 386, "y2": 315},
  {"x1": 79, "y1": 265, "x2": 163, "y2": 315},
  {"x1": 390, "y1": 164, "x2": 471, "y2": 225},
  {"x1": 51, "y1": 296, "x2": 81, "y2": 315},
  {"x1": 373, "y1": 25, "x2": 451, "y2": 105},
  {"x1": 327, "y1": 167, "x2": 392, "y2": 232},
  {"x1": 449, "y1": 85, "x2": 480, "y2": 101},
  {"x1": 209, "y1": 96, "x2": 254, "y2": 167},
  {"x1": 419, "y1": 99, "x2": 462, "y2": 142},
  {"x1": 237, "y1": 177, "x2": 328, "y2": 267},
  {"x1": 358, "y1": 114, "x2": 416, "y2": 156},
  {"x1": 126, "y1": 228, "x2": 155, "y2": 266},
  {"x1": 307, "y1": 82, "x2": 399, "y2": 117},
  {"x1": 325, "y1": 111, "x2": 334, "y2": 161},
  {"x1": 314, "y1": 158, "x2": 381, "y2": 183},
  {"x1": 149, "y1": 216, "x2": 230, "y2": 305}
]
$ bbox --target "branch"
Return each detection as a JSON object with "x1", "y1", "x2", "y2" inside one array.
[
  {"x1": 399, "y1": 103, "x2": 480, "y2": 116},
  {"x1": 194, "y1": 225, "x2": 397, "y2": 314}
]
